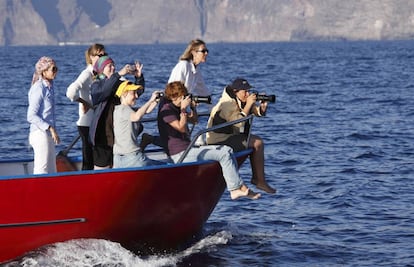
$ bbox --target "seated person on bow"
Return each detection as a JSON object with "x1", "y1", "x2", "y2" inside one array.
[
  {"x1": 206, "y1": 78, "x2": 276, "y2": 194},
  {"x1": 157, "y1": 81, "x2": 260, "y2": 200},
  {"x1": 113, "y1": 80, "x2": 164, "y2": 168}
]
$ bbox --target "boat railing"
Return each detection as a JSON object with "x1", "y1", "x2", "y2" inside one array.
[
  {"x1": 176, "y1": 113, "x2": 254, "y2": 164},
  {"x1": 142, "y1": 111, "x2": 254, "y2": 164}
]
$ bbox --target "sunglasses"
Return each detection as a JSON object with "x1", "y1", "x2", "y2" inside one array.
[
  {"x1": 51, "y1": 66, "x2": 58, "y2": 73},
  {"x1": 94, "y1": 52, "x2": 107, "y2": 57},
  {"x1": 137, "y1": 88, "x2": 144, "y2": 96},
  {"x1": 196, "y1": 49, "x2": 209, "y2": 54}
]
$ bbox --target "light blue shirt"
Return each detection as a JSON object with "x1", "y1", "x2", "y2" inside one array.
[{"x1": 27, "y1": 78, "x2": 56, "y2": 132}]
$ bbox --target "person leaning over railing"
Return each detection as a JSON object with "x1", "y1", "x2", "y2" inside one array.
[
  {"x1": 157, "y1": 81, "x2": 260, "y2": 200},
  {"x1": 206, "y1": 78, "x2": 276, "y2": 194}
]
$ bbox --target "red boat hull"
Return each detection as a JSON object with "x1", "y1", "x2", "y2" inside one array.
[{"x1": 0, "y1": 151, "x2": 250, "y2": 263}]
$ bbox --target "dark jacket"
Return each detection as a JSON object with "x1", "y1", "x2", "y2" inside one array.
[{"x1": 89, "y1": 73, "x2": 145, "y2": 146}]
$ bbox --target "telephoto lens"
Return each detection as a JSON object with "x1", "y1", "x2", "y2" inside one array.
[
  {"x1": 249, "y1": 90, "x2": 276, "y2": 103},
  {"x1": 192, "y1": 95, "x2": 212, "y2": 104},
  {"x1": 256, "y1": 94, "x2": 276, "y2": 103}
]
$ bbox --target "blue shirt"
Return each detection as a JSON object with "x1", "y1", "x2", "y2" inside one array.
[{"x1": 27, "y1": 79, "x2": 56, "y2": 132}]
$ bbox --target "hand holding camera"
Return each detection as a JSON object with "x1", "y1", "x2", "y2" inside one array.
[
  {"x1": 118, "y1": 64, "x2": 131, "y2": 76},
  {"x1": 150, "y1": 90, "x2": 163, "y2": 102},
  {"x1": 249, "y1": 90, "x2": 276, "y2": 103},
  {"x1": 155, "y1": 92, "x2": 164, "y2": 99},
  {"x1": 127, "y1": 60, "x2": 143, "y2": 76},
  {"x1": 181, "y1": 94, "x2": 192, "y2": 109}
]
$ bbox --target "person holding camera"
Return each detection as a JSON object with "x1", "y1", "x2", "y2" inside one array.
[
  {"x1": 157, "y1": 81, "x2": 260, "y2": 200},
  {"x1": 206, "y1": 78, "x2": 276, "y2": 194},
  {"x1": 112, "y1": 81, "x2": 163, "y2": 168},
  {"x1": 89, "y1": 56, "x2": 144, "y2": 169}
]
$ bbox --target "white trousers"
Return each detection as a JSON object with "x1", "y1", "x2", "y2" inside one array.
[{"x1": 29, "y1": 129, "x2": 56, "y2": 174}]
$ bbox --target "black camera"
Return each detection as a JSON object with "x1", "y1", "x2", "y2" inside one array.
[
  {"x1": 156, "y1": 92, "x2": 164, "y2": 99},
  {"x1": 128, "y1": 64, "x2": 136, "y2": 72},
  {"x1": 249, "y1": 90, "x2": 276, "y2": 103},
  {"x1": 187, "y1": 94, "x2": 212, "y2": 104}
]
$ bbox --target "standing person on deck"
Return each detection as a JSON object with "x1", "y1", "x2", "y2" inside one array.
[
  {"x1": 27, "y1": 56, "x2": 60, "y2": 174},
  {"x1": 206, "y1": 78, "x2": 276, "y2": 194},
  {"x1": 168, "y1": 38, "x2": 211, "y2": 96},
  {"x1": 90, "y1": 56, "x2": 144, "y2": 169},
  {"x1": 66, "y1": 43, "x2": 106, "y2": 170},
  {"x1": 140, "y1": 39, "x2": 212, "y2": 149},
  {"x1": 113, "y1": 81, "x2": 163, "y2": 168},
  {"x1": 158, "y1": 81, "x2": 260, "y2": 200}
]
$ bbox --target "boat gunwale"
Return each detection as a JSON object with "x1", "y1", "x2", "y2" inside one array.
[
  {"x1": 0, "y1": 114, "x2": 255, "y2": 180},
  {"x1": 0, "y1": 148, "x2": 253, "y2": 181}
]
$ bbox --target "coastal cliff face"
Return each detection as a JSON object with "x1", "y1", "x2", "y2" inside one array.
[{"x1": 1, "y1": 0, "x2": 414, "y2": 46}]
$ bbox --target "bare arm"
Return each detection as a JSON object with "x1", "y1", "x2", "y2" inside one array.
[
  {"x1": 130, "y1": 91, "x2": 161, "y2": 122},
  {"x1": 168, "y1": 112, "x2": 189, "y2": 133},
  {"x1": 168, "y1": 95, "x2": 192, "y2": 133}
]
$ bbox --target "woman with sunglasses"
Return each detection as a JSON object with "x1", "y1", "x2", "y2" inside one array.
[
  {"x1": 158, "y1": 81, "x2": 260, "y2": 200},
  {"x1": 168, "y1": 39, "x2": 211, "y2": 96},
  {"x1": 66, "y1": 43, "x2": 106, "y2": 170},
  {"x1": 27, "y1": 56, "x2": 60, "y2": 174},
  {"x1": 112, "y1": 81, "x2": 163, "y2": 168},
  {"x1": 141, "y1": 39, "x2": 212, "y2": 150}
]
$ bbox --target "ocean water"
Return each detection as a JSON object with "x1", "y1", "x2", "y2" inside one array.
[{"x1": 0, "y1": 40, "x2": 413, "y2": 266}]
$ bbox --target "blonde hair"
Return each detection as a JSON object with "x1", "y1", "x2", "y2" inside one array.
[
  {"x1": 85, "y1": 43, "x2": 105, "y2": 65},
  {"x1": 179, "y1": 39, "x2": 206, "y2": 61},
  {"x1": 31, "y1": 56, "x2": 55, "y2": 85}
]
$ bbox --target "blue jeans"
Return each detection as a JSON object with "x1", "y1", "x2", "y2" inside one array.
[
  {"x1": 113, "y1": 150, "x2": 163, "y2": 168},
  {"x1": 171, "y1": 145, "x2": 244, "y2": 191}
]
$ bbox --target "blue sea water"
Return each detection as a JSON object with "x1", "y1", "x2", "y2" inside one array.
[{"x1": 0, "y1": 40, "x2": 413, "y2": 266}]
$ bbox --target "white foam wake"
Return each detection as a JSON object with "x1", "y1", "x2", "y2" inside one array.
[{"x1": 3, "y1": 231, "x2": 232, "y2": 267}]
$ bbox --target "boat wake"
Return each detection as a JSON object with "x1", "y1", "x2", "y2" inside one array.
[{"x1": 1, "y1": 231, "x2": 233, "y2": 267}]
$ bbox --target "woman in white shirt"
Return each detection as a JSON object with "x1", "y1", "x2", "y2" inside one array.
[
  {"x1": 141, "y1": 39, "x2": 212, "y2": 150},
  {"x1": 66, "y1": 44, "x2": 106, "y2": 170},
  {"x1": 168, "y1": 39, "x2": 211, "y2": 96}
]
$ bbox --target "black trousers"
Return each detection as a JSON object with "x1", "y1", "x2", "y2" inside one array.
[{"x1": 78, "y1": 126, "x2": 94, "y2": 170}]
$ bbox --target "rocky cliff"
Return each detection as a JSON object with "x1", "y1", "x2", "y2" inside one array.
[{"x1": 1, "y1": 0, "x2": 414, "y2": 46}]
